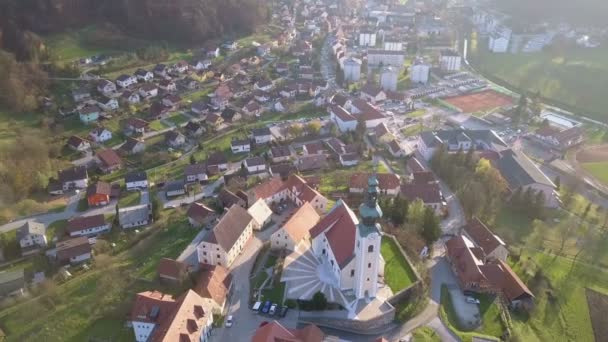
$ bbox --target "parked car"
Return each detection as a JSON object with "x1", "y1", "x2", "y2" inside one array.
[
  {"x1": 261, "y1": 301, "x2": 272, "y2": 314},
  {"x1": 252, "y1": 301, "x2": 262, "y2": 311},
  {"x1": 225, "y1": 315, "x2": 234, "y2": 327},
  {"x1": 269, "y1": 303, "x2": 278, "y2": 316},
  {"x1": 279, "y1": 306, "x2": 289, "y2": 317},
  {"x1": 465, "y1": 297, "x2": 480, "y2": 305}
]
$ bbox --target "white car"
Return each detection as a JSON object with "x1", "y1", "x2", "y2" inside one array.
[
  {"x1": 465, "y1": 296, "x2": 480, "y2": 305},
  {"x1": 269, "y1": 304, "x2": 277, "y2": 315},
  {"x1": 225, "y1": 315, "x2": 234, "y2": 327}
]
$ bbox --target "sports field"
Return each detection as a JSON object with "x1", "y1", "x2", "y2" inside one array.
[{"x1": 442, "y1": 90, "x2": 514, "y2": 113}]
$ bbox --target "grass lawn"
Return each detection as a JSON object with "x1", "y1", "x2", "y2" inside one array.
[
  {"x1": 166, "y1": 113, "x2": 190, "y2": 126},
  {"x1": 402, "y1": 124, "x2": 425, "y2": 138},
  {"x1": 149, "y1": 120, "x2": 170, "y2": 131},
  {"x1": 44, "y1": 27, "x2": 120, "y2": 62},
  {"x1": 380, "y1": 237, "x2": 417, "y2": 292},
  {"x1": 317, "y1": 160, "x2": 388, "y2": 195},
  {"x1": 46, "y1": 219, "x2": 68, "y2": 242},
  {"x1": 118, "y1": 191, "x2": 141, "y2": 208},
  {"x1": 76, "y1": 198, "x2": 88, "y2": 212},
  {"x1": 412, "y1": 327, "x2": 441, "y2": 342},
  {"x1": 581, "y1": 162, "x2": 608, "y2": 185},
  {"x1": 252, "y1": 272, "x2": 269, "y2": 290},
  {"x1": 261, "y1": 281, "x2": 286, "y2": 304},
  {"x1": 470, "y1": 46, "x2": 608, "y2": 122},
  {"x1": 407, "y1": 109, "x2": 426, "y2": 118}
]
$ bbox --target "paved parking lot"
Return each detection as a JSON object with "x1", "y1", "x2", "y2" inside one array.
[{"x1": 446, "y1": 284, "x2": 480, "y2": 329}]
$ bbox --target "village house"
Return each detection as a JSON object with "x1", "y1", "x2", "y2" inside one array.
[
  {"x1": 55, "y1": 237, "x2": 92, "y2": 265},
  {"x1": 89, "y1": 127, "x2": 112, "y2": 143},
  {"x1": 165, "y1": 180, "x2": 186, "y2": 198},
  {"x1": 401, "y1": 182, "x2": 446, "y2": 216},
  {"x1": 207, "y1": 152, "x2": 228, "y2": 171},
  {"x1": 360, "y1": 84, "x2": 387, "y2": 104},
  {"x1": 173, "y1": 60, "x2": 189, "y2": 74},
  {"x1": 249, "y1": 175, "x2": 328, "y2": 213},
  {"x1": 242, "y1": 101, "x2": 262, "y2": 116},
  {"x1": 532, "y1": 126, "x2": 584, "y2": 151},
  {"x1": 253, "y1": 90, "x2": 271, "y2": 103},
  {"x1": 387, "y1": 139, "x2": 409, "y2": 158},
  {"x1": 185, "y1": 121, "x2": 205, "y2": 137},
  {"x1": 120, "y1": 137, "x2": 146, "y2": 155},
  {"x1": 464, "y1": 218, "x2": 509, "y2": 262},
  {"x1": 119, "y1": 204, "x2": 151, "y2": 229},
  {"x1": 194, "y1": 60, "x2": 212, "y2": 71},
  {"x1": 373, "y1": 123, "x2": 391, "y2": 145},
  {"x1": 79, "y1": 105, "x2": 101, "y2": 124},
  {"x1": 157, "y1": 258, "x2": 189, "y2": 284},
  {"x1": 273, "y1": 99, "x2": 291, "y2": 113},
  {"x1": 116, "y1": 74, "x2": 138, "y2": 88},
  {"x1": 139, "y1": 83, "x2": 159, "y2": 98},
  {"x1": 218, "y1": 189, "x2": 247, "y2": 209},
  {"x1": 0, "y1": 270, "x2": 25, "y2": 297},
  {"x1": 197, "y1": 205, "x2": 254, "y2": 268},
  {"x1": 350, "y1": 173, "x2": 401, "y2": 195},
  {"x1": 206, "y1": 113, "x2": 224, "y2": 129},
  {"x1": 162, "y1": 94, "x2": 182, "y2": 108},
  {"x1": 296, "y1": 154, "x2": 328, "y2": 173},
  {"x1": 418, "y1": 129, "x2": 508, "y2": 161},
  {"x1": 86, "y1": 181, "x2": 112, "y2": 207},
  {"x1": 251, "y1": 321, "x2": 324, "y2": 342},
  {"x1": 270, "y1": 146, "x2": 292, "y2": 163},
  {"x1": 121, "y1": 90, "x2": 141, "y2": 104},
  {"x1": 302, "y1": 141, "x2": 326, "y2": 156},
  {"x1": 97, "y1": 96, "x2": 119, "y2": 111},
  {"x1": 252, "y1": 127, "x2": 273, "y2": 145},
  {"x1": 192, "y1": 101, "x2": 210, "y2": 116},
  {"x1": 221, "y1": 108, "x2": 242, "y2": 123},
  {"x1": 184, "y1": 163, "x2": 209, "y2": 183},
  {"x1": 57, "y1": 166, "x2": 89, "y2": 191},
  {"x1": 153, "y1": 64, "x2": 168, "y2": 77},
  {"x1": 254, "y1": 79, "x2": 274, "y2": 92},
  {"x1": 66, "y1": 214, "x2": 111, "y2": 237},
  {"x1": 125, "y1": 171, "x2": 148, "y2": 191},
  {"x1": 67, "y1": 136, "x2": 91, "y2": 152},
  {"x1": 97, "y1": 79, "x2": 116, "y2": 94},
  {"x1": 244, "y1": 156, "x2": 267, "y2": 174},
  {"x1": 125, "y1": 117, "x2": 149, "y2": 134},
  {"x1": 165, "y1": 131, "x2": 186, "y2": 148},
  {"x1": 187, "y1": 203, "x2": 219, "y2": 228},
  {"x1": 158, "y1": 79, "x2": 177, "y2": 92},
  {"x1": 211, "y1": 84, "x2": 233, "y2": 110},
  {"x1": 193, "y1": 265, "x2": 233, "y2": 314},
  {"x1": 16, "y1": 221, "x2": 47, "y2": 252},
  {"x1": 231, "y1": 138, "x2": 251, "y2": 154},
  {"x1": 270, "y1": 202, "x2": 320, "y2": 251},
  {"x1": 129, "y1": 290, "x2": 213, "y2": 342},
  {"x1": 95, "y1": 148, "x2": 123, "y2": 173},
  {"x1": 72, "y1": 87, "x2": 91, "y2": 102},
  {"x1": 329, "y1": 105, "x2": 357, "y2": 133},
  {"x1": 247, "y1": 199, "x2": 273, "y2": 230},
  {"x1": 339, "y1": 152, "x2": 359, "y2": 167},
  {"x1": 280, "y1": 82, "x2": 298, "y2": 98},
  {"x1": 134, "y1": 69, "x2": 154, "y2": 82}
]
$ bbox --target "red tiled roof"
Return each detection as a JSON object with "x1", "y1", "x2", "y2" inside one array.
[
  {"x1": 149, "y1": 290, "x2": 211, "y2": 342},
  {"x1": 86, "y1": 181, "x2": 112, "y2": 197},
  {"x1": 158, "y1": 258, "x2": 189, "y2": 280},
  {"x1": 412, "y1": 171, "x2": 436, "y2": 185},
  {"x1": 67, "y1": 135, "x2": 88, "y2": 148},
  {"x1": 446, "y1": 235, "x2": 488, "y2": 287},
  {"x1": 464, "y1": 218, "x2": 505, "y2": 256},
  {"x1": 282, "y1": 202, "x2": 320, "y2": 243},
  {"x1": 252, "y1": 176, "x2": 285, "y2": 200},
  {"x1": 66, "y1": 214, "x2": 106, "y2": 234},
  {"x1": 130, "y1": 290, "x2": 177, "y2": 323},
  {"x1": 303, "y1": 141, "x2": 325, "y2": 155},
  {"x1": 96, "y1": 148, "x2": 122, "y2": 167},
  {"x1": 349, "y1": 172, "x2": 401, "y2": 191},
  {"x1": 252, "y1": 321, "x2": 324, "y2": 342},
  {"x1": 309, "y1": 202, "x2": 357, "y2": 268},
  {"x1": 186, "y1": 203, "x2": 217, "y2": 225},
  {"x1": 330, "y1": 105, "x2": 356, "y2": 122},
  {"x1": 400, "y1": 183, "x2": 442, "y2": 203},
  {"x1": 194, "y1": 265, "x2": 232, "y2": 307}
]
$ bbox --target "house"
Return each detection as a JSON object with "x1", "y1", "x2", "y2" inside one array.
[
  {"x1": 350, "y1": 173, "x2": 401, "y2": 196},
  {"x1": 184, "y1": 163, "x2": 209, "y2": 183},
  {"x1": 249, "y1": 175, "x2": 328, "y2": 213},
  {"x1": 446, "y1": 235, "x2": 534, "y2": 309},
  {"x1": 276, "y1": 63, "x2": 289, "y2": 74},
  {"x1": 299, "y1": 66, "x2": 314, "y2": 80},
  {"x1": 97, "y1": 79, "x2": 116, "y2": 94},
  {"x1": 120, "y1": 137, "x2": 146, "y2": 155},
  {"x1": 254, "y1": 79, "x2": 274, "y2": 92},
  {"x1": 253, "y1": 90, "x2": 271, "y2": 103},
  {"x1": 205, "y1": 45, "x2": 221, "y2": 58},
  {"x1": 247, "y1": 199, "x2": 273, "y2": 230},
  {"x1": 0, "y1": 270, "x2": 25, "y2": 297},
  {"x1": 67, "y1": 136, "x2": 91, "y2": 152},
  {"x1": 532, "y1": 126, "x2": 584, "y2": 151},
  {"x1": 55, "y1": 237, "x2": 92, "y2": 265},
  {"x1": 72, "y1": 87, "x2": 91, "y2": 102},
  {"x1": 252, "y1": 127, "x2": 273, "y2": 145},
  {"x1": 440, "y1": 49, "x2": 462, "y2": 72},
  {"x1": 401, "y1": 182, "x2": 445, "y2": 215},
  {"x1": 185, "y1": 121, "x2": 205, "y2": 137},
  {"x1": 270, "y1": 146, "x2": 292, "y2": 163},
  {"x1": 339, "y1": 152, "x2": 359, "y2": 167},
  {"x1": 269, "y1": 163, "x2": 297, "y2": 180},
  {"x1": 348, "y1": 99, "x2": 387, "y2": 128},
  {"x1": 165, "y1": 180, "x2": 186, "y2": 198},
  {"x1": 418, "y1": 129, "x2": 508, "y2": 161},
  {"x1": 86, "y1": 181, "x2": 112, "y2": 207},
  {"x1": 194, "y1": 265, "x2": 233, "y2": 314},
  {"x1": 89, "y1": 127, "x2": 112, "y2": 143},
  {"x1": 129, "y1": 290, "x2": 213, "y2": 342},
  {"x1": 162, "y1": 94, "x2": 182, "y2": 108},
  {"x1": 280, "y1": 82, "x2": 298, "y2": 98},
  {"x1": 192, "y1": 101, "x2": 210, "y2": 115},
  {"x1": 58, "y1": 166, "x2": 88, "y2": 191},
  {"x1": 118, "y1": 91, "x2": 138, "y2": 105},
  {"x1": 66, "y1": 214, "x2": 111, "y2": 237},
  {"x1": 242, "y1": 101, "x2": 262, "y2": 116},
  {"x1": 16, "y1": 221, "x2": 47, "y2": 250},
  {"x1": 464, "y1": 218, "x2": 508, "y2": 262},
  {"x1": 206, "y1": 113, "x2": 224, "y2": 129},
  {"x1": 221, "y1": 108, "x2": 242, "y2": 123},
  {"x1": 207, "y1": 152, "x2": 228, "y2": 171},
  {"x1": 495, "y1": 149, "x2": 559, "y2": 208},
  {"x1": 157, "y1": 258, "x2": 189, "y2": 283},
  {"x1": 158, "y1": 79, "x2": 177, "y2": 92},
  {"x1": 187, "y1": 203, "x2": 219, "y2": 227},
  {"x1": 257, "y1": 43, "x2": 271, "y2": 56},
  {"x1": 211, "y1": 84, "x2": 233, "y2": 110},
  {"x1": 231, "y1": 138, "x2": 251, "y2": 154},
  {"x1": 119, "y1": 204, "x2": 151, "y2": 229},
  {"x1": 125, "y1": 117, "x2": 149, "y2": 134},
  {"x1": 412, "y1": 171, "x2": 437, "y2": 185},
  {"x1": 360, "y1": 84, "x2": 387, "y2": 104},
  {"x1": 222, "y1": 41, "x2": 237, "y2": 50},
  {"x1": 116, "y1": 74, "x2": 138, "y2": 88},
  {"x1": 165, "y1": 131, "x2": 186, "y2": 148},
  {"x1": 406, "y1": 157, "x2": 426, "y2": 178},
  {"x1": 97, "y1": 96, "x2": 119, "y2": 111},
  {"x1": 153, "y1": 64, "x2": 168, "y2": 77},
  {"x1": 244, "y1": 156, "x2": 266, "y2": 174},
  {"x1": 125, "y1": 172, "x2": 148, "y2": 191},
  {"x1": 194, "y1": 60, "x2": 212, "y2": 70},
  {"x1": 148, "y1": 102, "x2": 170, "y2": 119},
  {"x1": 271, "y1": 202, "x2": 320, "y2": 251},
  {"x1": 134, "y1": 69, "x2": 154, "y2": 82},
  {"x1": 197, "y1": 205, "x2": 254, "y2": 267},
  {"x1": 387, "y1": 139, "x2": 410, "y2": 157},
  {"x1": 374, "y1": 122, "x2": 393, "y2": 143},
  {"x1": 295, "y1": 154, "x2": 328, "y2": 172},
  {"x1": 218, "y1": 189, "x2": 246, "y2": 209},
  {"x1": 79, "y1": 105, "x2": 101, "y2": 123},
  {"x1": 329, "y1": 105, "x2": 356, "y2": 133},
  {"x1": 173, "y1": 60, "x2": 189, "y2": 73},
  {"x1": 273, "y1": 99, "x2": 290, "y2": 113},
  {"x1": 139, "y1": 83, "x2": 159, "y2": 98},
  {"x1": 251, "y1": 321, "x2": 324, "y2": 342},
  {"x1": 96, "y1": 148, "x2": 123, "y2": 173},
  {"x1": 302, "y1": 142, "x2": 326, "y2": 156}
]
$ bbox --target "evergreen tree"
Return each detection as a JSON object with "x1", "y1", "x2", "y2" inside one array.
[
  {"x1": 464, "y1": 147, "x2": 475, "y2": 169},
  {"x1": 533, "y1": 190, "x2": 546, "y2": 219},
  {"x1": 189, "y1": 154, "x2": 196, "y2": 165},
  {"x1": 421, "y1": 207, "x2": 441, "y2": 244}
]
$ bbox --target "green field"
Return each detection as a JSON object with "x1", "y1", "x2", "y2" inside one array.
[
  {"x1": 581, "y1": 162, "x2": 608, "y2": 185},
  {"x1": 471, "y1": 47, "x2": 608, "y2": 121},
  {"x1": 412, "y1": 327, "x2": 441, "y2": 342},
  {"x1": 380, "y1": 237, "x2": 417, "y2": 292}
]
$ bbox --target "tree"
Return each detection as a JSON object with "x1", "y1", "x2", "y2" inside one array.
[
  {"x1": 513, "y1": 94, "x2": 528, "y2": 125},
  {"x1": 287, "y1": 124, "x2": 303, "y2": 138},
  {"x1": 311, "y1": 291, "x2": 328, "y2": 310},
  {"x1": 407, "y1": 199, "x2": 426, "y2": 227},
  {"x1": 335, "y1": 61, "x2": 344, "y2": 86},
  {"x1": 527, "y1": 220, "x2": 548, "y2": 250},
  {"x1": 557, "y1": 218, "x2": 575, "y2": 255},
  {"x1": 355, "y1": 116, "x2": 366, "y2": 139},
  {"x1": 305, "y1": 121, "x2": 321, "y2": 136},
  {"x1": 533, "y1": 190, "x2": 546, "y2": 219},
  {"x1": 529, "y1": 90, "x2": 543, "y2": 117},
  {"x1": 189, "y1": 154, "x2": 196, "y2": 165},
  {"x1": 420, "y1": 207, "x2": 441, "y2": 244},
  {"x1": 151, "y1": 195, "x2": 162, "y2": 221}
]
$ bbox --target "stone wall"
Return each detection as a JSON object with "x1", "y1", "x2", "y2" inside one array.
[{"x1": 299, "y1": 307, "x2": 396, "y2": 335}]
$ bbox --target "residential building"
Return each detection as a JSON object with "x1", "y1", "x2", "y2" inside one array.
[
  {"x1": 165, "y1": 180, "x2": 186, "y2": 198},
  {"x1": 89, "y1": 127, "x2": 112, "y2": 143},
  {"x1": 66, "y1": 136, "x2": 91, "y2": 152},
  {"x1": 66, "y1": 214, "x2": 111, "y2": 237},
  {"x1": 79, "y1": 105, "x2": 101, "y2": 123},
  {"x1": 218, "y1": 189, "x2": 246, "y2": 210},
  {"x1": 95, "y1": 148, "x2": 123, "y2": 173},
  {"x1": 464, "y1": 218, "x2": 508, "y2": 262},
  {"x1": 360, "y1": 84, "x2": 387, "y2": 104},
  {"x1": 97, "y1": 79, "x2": 116, "y2": 94},
  {"x1": 401, "y1": 182, "x2": 446, "y2": 216},
  {"x1": 207, "y1": 152, "x2": 228, "y2": 171},
  {"x1": 367, "y1": 49, "x2": 405, "y2": 67},
  {"x1": 252, "y1": 127, "x2": 273, "y2": 144},
  {"x1": 251, "y1": 321, "x2": 324, "y2": 342},
  {"x1": 410, "y1": 58, "x2": 431, "y2": 84},
  {"x1": 116, "y1": 74, "x2": 138, "y2": 88},
  {"x1": 231, "y1": 138, "x2": 251, "y2": 154},
  {"x1": 359, "y1": 31, "x2": 377, "y2": 47},
  {"x1": 134, "y1": 69, "x2": 154, "y2": 82},
  {"x1": 97, "y1": 96, "x2": 119, "y2": 111},
  {"x1": 197, "y1": 205, "x2": 254, "y2": 267},
  {"x1": 194, "y1": 265, "x2": 233, "y2": 314},
  {"x1": 489, "y1": 31, "x2": 510, "y2": 53},
  {"x1": 249, "y1": 175, "x2": 328, "y2": 213},
  {"x1": 244, "y1": 157, "x2": 266, "y2": 174},
  {"x1": 185, "y1": 121, "x2": 205, "y2": 137},
  {"x1": 187, "y1": 203, "x2": 219, "y2": 228},
  {"x1": 16, "y1": 221, "x2": 47, "y2": 250},
  {"x1": 120, "y1": 137, "x2": 146, "y2": 155},
  {"x1": 247, "y1": 199, "x2": 273, "y2": 230},
  {"x1": 418, "y1": 129, "x2": 508, "y2": 160},
  {"x1": 165, "y1": 131, "x2": 186, "y2": 148},
  {"x1": 0, "y1": 270, "x2": 25, "y2": 297},
  {"x1": 55, "y1": 237, "x2": 92, "y2": 265},
  {"x1": 339, "y1": 152, "x2": 359, "y2": 167},
  {"x1": 58, "y1": 166, "x2": 88, "y2": 191},
  {"x1": 296, "y1": 154, "x2": 328, "y2": 172},
  {"x1": 380, "y1": 66, "x2": 398, "y2": 92},
  {"x1": 440, "y1": 50, "x2": 462, "y2": 72},
  {"x1": 129, "y1": 290, "x2": 213, "y2": 342},
  {"x1": 349, "y1": 172, "x2": 401, "y2": 195},
  {"x1": 343, "y1": 57, "x2": 362, "y2": 82},
  {"x1": 271, "y1": 202, "x2": 320, "y2": 251},
  {"x1": 184, "y1": 164, "x2": 209, "y2": 183},
  {"x1": 125, "y1": 117, "x2": 149, "y2": 134},
  {"x1": 125, "y1": 172, "x2": 148, "y2": 191},
  {"x1": 119, "y1": 204, "x2": 151, "y2": 229},
  {"x1": 139, "y1": 83, "x2": 159, "y2": 98},
  {"x1": 329, "y1": 105, "x2": 357, "y2": 133},
  {"x1": 157, "y1": 258, "x2": 189, "y2": 283},
  {"x1": 86, "y1": 182, "x2": 112, "y2": 207},
  {"x1": 270, "y1": 146, "x2": 292, "y2": 163},
  {"x1": 532, "y1": 126, "x2": 584, "y2": 151},
  {"x1": 72, "y1": 87, "x2": 91, "y2": 102}
]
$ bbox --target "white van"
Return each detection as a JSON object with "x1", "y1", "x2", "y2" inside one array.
[{"x1": 252, "y1": 301, "x2": 262, "y2": 312}]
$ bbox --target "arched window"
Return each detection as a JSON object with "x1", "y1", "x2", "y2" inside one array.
[{"x1": 368, "y1": 245, "x2": 374, "y2": 253}]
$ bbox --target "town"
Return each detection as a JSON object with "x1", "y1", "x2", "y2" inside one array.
[{"x1": 0, "y1": 0, "x2": 607, "y2": 342}]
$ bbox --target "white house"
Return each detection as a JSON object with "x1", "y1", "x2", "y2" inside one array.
[
  {"x1": 247, "y1": 199, "x2": 273, "y2": 230},
  {"x1": 410, "y1": 59, "x2": 431, "y2": 84},
  {"x1": 270, "y1": 202, "x2": 319, "y2": 251},
  {"x1": 197, "y1": 205, "x2": 254, "y2": 268},
  {"x1": 116, "y1": 74, "x2": 138, "y2": 88},
  {"x1": 359, "y1": 31, "x2": 377, "y2": 47},
  {"x1": 252, "y1": 127, "x2": 273, "y2": 144},
  {"x1": 244, "y1": 157, "x2": 266, "y2": 173},
  {"x1": 125, "y1": 172, "x2": 148, "y2": 191},
  {"x1": 16, "y1": 221, "x2": 47, "y2": 250},
  {"x1": 55, "y1": 237, "x2": 92, "y2": 265},
  {"x1": 139, "y1": 84, "x2": 159, "y2": 98},
  {"x1": 489, "y1": 32, "x2": 510, "y2": 53},
  {"x1": 230, "y1": 138, "x2": 251, "y2": 154},
  {"x1": 184, "y1": 164, "x2": 209, "y2": 183},
  {"x1": 119, "y1": 204, "x2": 150, "y2": 229},
  {"x1": 97, "y1": 79, "x2": 116, "y2": 94},
  {"x1": 194, "y1": 60, "x2": 212, "y2": 70},
  {"x1": 134, "y1": 69, "x2": 154, "y2": 82},
  {"x1": 66, "y1": 214, "x2": 111, "y2": 237},
  {"x1": 417, "y1": 129, "x2": 508, "y2": 160},
  {"x1": 440, "y1": 50, "x2": 462, "y2": 72},
  {"x1": 89, "y1": 127, "x2": 112, "y2": 143},
  {"x1": 329, "y1": 105, "x2": 357, "y2": 133},
  {"x1": 342, "y1": 57, "x2": 362, "y2": 82},
  {"x1": 97, "y1": 96, "x2": 119, "y2": 111}
]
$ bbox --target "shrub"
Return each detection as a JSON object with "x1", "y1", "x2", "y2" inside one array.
[{"x1": 284, "y1": 299, "x2": 297, "y2": 309}]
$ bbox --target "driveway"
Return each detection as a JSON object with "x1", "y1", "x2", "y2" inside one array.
[{"x1": 162, "y1": 177, "x2": 225, "y2": 209}]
